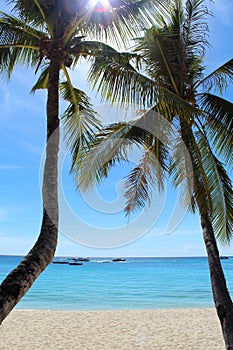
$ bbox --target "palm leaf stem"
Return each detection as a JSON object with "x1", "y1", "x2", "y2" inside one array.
[
  {"x1": 0, "y1": 13, "x2": 43, "y2": 40},
  {"x1": 33, "y1": 0, "x2": 53, "y2": 36},
  {"x1": 0, "y1": 44, "x2": 38, "y2": 50},
  {"x1": 191, "y1": 130, "x2": 213, "y2": 213},
  {"x1": 62, "y1": 65, "x2": 79, "y2": 112},
  {"x1": 195, "y1": 114, "x2": 207, "y2": 134},
  {"x1": 155, "y1": 36, "x2": 180, "y2": 96},
  {"x1": 100, "y1": 125, "x2": 139, "y2": 165},
  {"x1": 179, "y1": 118, "x2": 211, "y2": 212},
  {"x1": 195, "y1": 58, "x2": 233, "y2": 91},
  {"x1": 62, "y1": 65, "x2": 82, "y2": 147},
  {"x1": 63, "y1": 14, "x2": 85, "y2": 45}
]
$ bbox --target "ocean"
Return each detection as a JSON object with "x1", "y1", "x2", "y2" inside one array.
[{"x1": 0, "y1": 255, "x2": 232, "y2": 310}]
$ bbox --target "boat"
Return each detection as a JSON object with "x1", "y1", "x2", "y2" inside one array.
[
  {"x1": 77, "y1": 257, "x2": 90, "y2": 262},
  {"x1": 71, "y1": 257, "x2": 90, "y2": 262},
  {"x1": 52, "y1": 260, "x2": 69, "y2": 264},
  {"x1": 220, "y1": 256, "x2": 229, "y2": 260},
  {"x1": 112, "y1": 258, "x2": 126, "y2": 262},
  {"x1": 68, "y1": 262, "x2": 83, "y2": 266}
]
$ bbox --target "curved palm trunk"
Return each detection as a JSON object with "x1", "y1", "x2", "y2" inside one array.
[
  {"x1": 0, "y1": 57, "x2": 61, "y2": 324},
  {"x1": 200, "y1": 212, "x2": 233, "y2": 349},
  {"x1": 180, "y1": 120, "x2": 233, "y2": 349}
]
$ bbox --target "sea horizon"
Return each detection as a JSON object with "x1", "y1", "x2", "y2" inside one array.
[
  {"x1": 1, "y1": 255, "x2": 232, "y2": 311},
  {"x1": 0, "y1": 253, "x2": 217, "y2": 258}
]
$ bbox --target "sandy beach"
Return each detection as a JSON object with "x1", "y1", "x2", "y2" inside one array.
[{"x1": 0, "y1": 308, "x2": 225, "y2": 350}]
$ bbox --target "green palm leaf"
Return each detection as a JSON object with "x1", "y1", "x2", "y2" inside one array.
[
  {"x1": 0, "y1": 12, "x2": 42, "y2": 74},
  {"x1": 196, "y1": 131, "x2": 233, "y2": 244},
  {"x1": 60, "y1": 80, "x2": 101, "y2": 168},
  {"x1": 184, "y1": 0, "x2": 210, "y2": 56},
  {"x1": 87, "y1": 44, "x2": 205, "y2": 122},
  {"x1": 31, "y1": 63, "x2": 49, "y2": 91},
  {"x1": 169, "y1": 131, "x2": 196, "y2": 211},
  {"x1": 198, "y1": 59, "x2": 233, "y2": 94},
  {"x1": 124, "y1": 142, "x2": 167, "y2": 215},
  {"x1": 88, "y1": 48, "x2": 156, "y2": 106},
  {"x1": 199, "y1": 93, "x2": 233, "y2": 166},
  {"x1": 62, "y1": 0, "x2": 169, "y2": 47},
  {"x1": 77, "y1": 112, "x2": 169, "y2": 210},
  {"x1": 76, "y1": 115, "x2": 166, "y2": 189},
  {"x1": 76, "y1": 122, "x2": 135, "y2": 191}
]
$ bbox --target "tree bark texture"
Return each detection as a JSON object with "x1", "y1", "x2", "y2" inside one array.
[
  {"x1": 0, "y1": 56, "x2": 61, "y2": 324},
  {"x1": 180, "y1": 118, "x2": 233, "y2": 350},
  {"x1": 201, "y1": 212, "x2": 233, "y2": 350}
]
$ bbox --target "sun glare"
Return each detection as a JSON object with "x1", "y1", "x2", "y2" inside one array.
[
  {"x1": 90, "y1": 0, "x2": 110, "y2": 6},
  {"x1": 89, "y1": 0, "x2": 111, "y2": 12}
]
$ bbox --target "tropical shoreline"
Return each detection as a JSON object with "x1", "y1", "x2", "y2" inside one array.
[
  {"x1": 0, "y1": 308, "x2": 225, "y2": 350},
  {"x1": 1, "y1": 256, "x2": 222, "y2": 310}
]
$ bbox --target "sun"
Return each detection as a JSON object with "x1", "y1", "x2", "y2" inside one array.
[
  {"x1": 89, "y1": 0, "x2": 110, "y2": 6},
  {"x1": 89, "y1": 0, "x2": 111, "y2": 13}
]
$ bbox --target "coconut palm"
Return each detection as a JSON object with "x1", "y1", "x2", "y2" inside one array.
[
  {"x1": 0, "y1": 0, "x2": 168, "y2": 323},
  {"x1": 74, "y1": 0, "x2": 233, "y2": 347}
]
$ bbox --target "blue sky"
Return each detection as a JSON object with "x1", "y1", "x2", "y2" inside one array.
[{"x1": 0, "y1": 1, "x2": 232, "y2": 257}]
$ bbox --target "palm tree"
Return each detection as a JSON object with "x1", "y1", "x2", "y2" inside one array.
[
  {"x1": 0, "y1": 0, "x2": 167, "y2": 323},
  {"x1": 75, "y1": 0, "x2": 233, "y2": 348}
]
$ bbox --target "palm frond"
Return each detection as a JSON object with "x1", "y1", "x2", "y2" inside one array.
[
  {"x1": 136, "y1": 25, "x2": 181, "y2": 95},
  {"x1": 176, "y1": 120, "x2": 218, "y2": 215},
  {"x1": 75, "y1": 122, "x2": 136, "y2": 192},
  {"x1": 199, "y1": 93, "x2": 233, "y2": 166},
  {"x1": 8, "y1": 0, "x2": 59, "y2": 33},
  {"x1": 60, "y1": 80, "x2": 101, "y2": 169},
  {"x1": 124, "y1": 135, "x2": 168, "y2": 215},
  {"x1": 195, "y1": 131, "x2": 233, "y2": 244},
  {"x1": 198, "y1": 59, "x2": 233, "y2": 94},
  {"x1": 7, "y1": 0, "x2": 45, "y2": 21},
  {"x1": 124, "y1": 147, "x2": 158, "y2": 214},
  {"x1": 76, "y1": 39, "x2": 140, "y2": 62},
  {"x1": 0, "y1": 11, "x2": 43, "y2": 75},
  {"x1": 169, "y1": 131, "x2": 195, "y2": 211},
  {"x1": 88, "y1": 45, "x2": 205, "y2": 122},
  {"x1": 63, "y1": 0, "x2": 170, "y2": 48},
  {"x1": 31, "y1": 63, "x2": 49, "y2": 91},
  {"x1": 184, "y1": 0, "x2": 210, "y2": 56},
  {"x1": 0, "y1": 11, "x2": 44, "y2": 40},
  {"x1": 134, "y1": 0, "x2": 209, "y2": 96},
  {"x1": 87, "y1": 47, "x2": 156, "y2": 107},
  {"x1": 76, "y1": 110, "x2": 170, "y2": 203},
  {"x1": 156, "y1": 86, "x2": 203, "y2": 122}
]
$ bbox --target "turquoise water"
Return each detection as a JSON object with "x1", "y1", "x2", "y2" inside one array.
[{"x1": 0, "y1": 255, "x2": 233, "y2": 310}]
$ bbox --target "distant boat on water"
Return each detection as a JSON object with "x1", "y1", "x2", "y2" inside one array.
[
  {"x1": 53, "y1": 257, "x2": 90, "y2": 265},
  {"x1": 68, "y1": 262, "x2": 83, "y2": 266},
  {"x1": 220, "y1": 256, "x2": 229, "y2": 260},
  {"x1": 112, "y1": 258, "x2": 126, "y2": 262},
  {"x1": 71, "y1": 257, "x2": 90, "y2": 262}
]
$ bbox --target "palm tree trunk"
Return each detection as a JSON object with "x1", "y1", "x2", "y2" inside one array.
[
  {"x1": 0, "y1": 57, "x2": 61, "y2": 324},
  {"x1": 200, "y1": 212, "x2": 233, "y2": 350},
  {"x1": 179, "y1": 119, "x2": 233, "y2": 349}
]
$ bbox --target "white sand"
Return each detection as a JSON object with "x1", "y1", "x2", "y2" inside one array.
[{"x1": 0, "y1": 308, "x2": 225, "y2": 350}]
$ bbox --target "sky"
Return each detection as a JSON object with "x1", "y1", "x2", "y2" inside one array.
[{"x1": 0, "y1": 1, "x2": 232, "y2": 257}]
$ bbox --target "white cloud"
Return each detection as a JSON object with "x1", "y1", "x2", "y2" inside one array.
[{"x1": 0, "y1": 164, "x2": 26, "y2": 170}]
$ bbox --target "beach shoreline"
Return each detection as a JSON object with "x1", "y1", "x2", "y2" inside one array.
[{"x1": 0, "y1": 308, "x2": 225, "y2": 349}]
